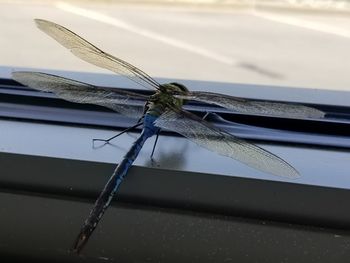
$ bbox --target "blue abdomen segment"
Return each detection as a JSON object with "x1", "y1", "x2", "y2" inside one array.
[
  {"x1": 73, "y1": 114, "x2": 159, "y2": 251},
  {"x1": 104, "y1": 114, "x2": 159, "y2": 201}
]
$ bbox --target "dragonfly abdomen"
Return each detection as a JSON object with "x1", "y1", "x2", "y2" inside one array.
[
  {"x1": 113, "y1": 114, "x2": 160, "y2": 189},
  {"x1": 73, "y1": 114, "x2": 159, "y2": 252}
]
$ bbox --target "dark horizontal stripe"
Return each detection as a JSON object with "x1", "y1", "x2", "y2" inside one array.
[{"x1": 1, "y1": 78, "x2": 350, "y2": 148}]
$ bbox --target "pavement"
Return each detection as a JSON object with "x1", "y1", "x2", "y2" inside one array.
[{"x1": 1, "y1": 0, "x2": 350, "y2": 104}]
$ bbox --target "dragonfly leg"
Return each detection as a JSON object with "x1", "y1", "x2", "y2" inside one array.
[
  {"x1": 202, "y1": 112, "x2": 211, "y2": 120},
  {"x1": 149, "y1": 112, "x2": 208, "y2": 160},
  {"x1": 150, "y1": 130, "x2": 161, "y2": 159},
  {"x1": 92, "y1": 122, "x2": 143, "y2": 146}
]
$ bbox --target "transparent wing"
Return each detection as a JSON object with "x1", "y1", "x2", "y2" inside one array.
[
  {"x1": 155, "y1": 109, "x2": 300, "y2": 178},
  {"x1": 176, "y1": 91, "x2": 324, "y2": 118},
  {"x1": 35, "y1": 19, "x2": 161, "y2": 91},
  {"x1": 12, "y1": 71, "x2": 147, "y2": 118}
]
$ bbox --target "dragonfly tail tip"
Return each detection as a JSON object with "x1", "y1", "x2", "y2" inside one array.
[{"x1": 72, "y1": 232, "x2": 89, "y2": 254}]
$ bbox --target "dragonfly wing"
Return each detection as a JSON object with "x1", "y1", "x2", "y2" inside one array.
[
  {"x1": 176, "y1": 91, "x2": 324, "y2": 118},
  {"x1": 155, "y1": 109, "x2": 300, "y2": 178},
  {"x1": 35, "y1": 19, "x2": 161, "y2": 91},
  {"x1": 12, "y1": 71, "x2": 146, "y2": 118}
]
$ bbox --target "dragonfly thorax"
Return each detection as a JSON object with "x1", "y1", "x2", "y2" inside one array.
[{"x1": 146, "y1": 83, "x2": 189, "y2": 116}]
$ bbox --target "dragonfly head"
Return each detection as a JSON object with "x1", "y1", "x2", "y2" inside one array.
[
  {"x1": 160, "y1": 82, "x2": 189, "y2": 107},
  {"x1": 169, "y1": 82, "x2": 189, "y2": 93},
  {"x1": 160, "y1": 82, "x2": 189, "y2": 94},
  {"x1": 155, "y1": 82, "x2": 189, "y2": 110}
]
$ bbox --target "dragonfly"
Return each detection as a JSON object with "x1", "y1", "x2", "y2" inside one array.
[{"x1": 12, "y1": 19, "x2": 324, "y2": 253}]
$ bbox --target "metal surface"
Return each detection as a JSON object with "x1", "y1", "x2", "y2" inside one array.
[
  {"x1": 0, "y1": 116, "x2": 349, "y2": 187},
  {"x1": 1, "y1": 152, "x2": 350, "y2": 262},
  {"x1": 1, "y1": 79, "x2": 350, "y2": 260}
]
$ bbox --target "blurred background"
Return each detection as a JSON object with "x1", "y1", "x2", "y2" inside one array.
[{"x1": 1, "y1": 0, "x2": 350, "y2": 102}]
